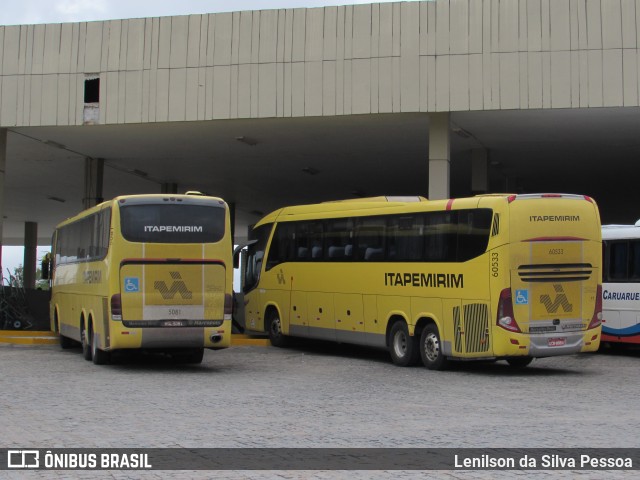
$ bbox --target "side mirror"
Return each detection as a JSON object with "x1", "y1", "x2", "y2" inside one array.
[
  {"x1": 233, "y1": 240, "x2": 257, "y2": 269},
  {"x1": 41, "y1": 253, "x2": 51, "y2": 280}
]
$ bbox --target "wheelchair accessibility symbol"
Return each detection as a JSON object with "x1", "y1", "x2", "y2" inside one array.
[
  {"x1": 124, "y1": 277, "x2": 140, "y2": 292},
  {"x1": 515, "y1": 289, "x2": 529, "y2": 305}
]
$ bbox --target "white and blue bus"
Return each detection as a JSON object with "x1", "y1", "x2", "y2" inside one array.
[{"x1": 601, "y1": 221, "x2": 640, "y2": 346}]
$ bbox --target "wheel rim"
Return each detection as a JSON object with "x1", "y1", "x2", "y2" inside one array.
[
  {"x1": 424, "y1": 332, "x2": 440, "y2": 362},
  {"x1": 271, "y1": 317, "x2": 281, "y2": 337},
  {"x1": 393, "y1": 330, "x2": 408, "y2": 358}
]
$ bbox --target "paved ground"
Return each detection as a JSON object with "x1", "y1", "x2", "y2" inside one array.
[{"x1": 1, "y1": 340, "x2": 640, "y2": 479}]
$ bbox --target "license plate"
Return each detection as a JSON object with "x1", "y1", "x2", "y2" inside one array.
[
  {"x1": 548, "y1": 337, "x2": 566, "y2": 347},
  {"x1": 163, "y1": 320, "x2": 185, "y2": 327}
]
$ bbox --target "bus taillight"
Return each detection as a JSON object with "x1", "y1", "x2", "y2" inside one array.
[
  {"x1": 111, "y1": 294, "x2": 122, "y2": 321},
  {"x1": 497, "y1": 288, "x2": 521, "y2": 333},
  {"x1": 588, "y1": 284, "x2": 603, "y2": 330},
  {"x1": 224, "y1": 293, "x2": 233, "y2": 321}
]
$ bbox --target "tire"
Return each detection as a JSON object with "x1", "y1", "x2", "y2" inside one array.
[
  {"x1": 388, "y1": 321, "x2": 419, "y2": 366},
  {"x1": 506, "y1": 357, "x2": 533, "y2": 368},
  {"x1": 173, "y1": 348, "x2": 204, "y2": 364},
  {"x1": 81, "y1": 323, "x2": 92, "y2": 361},
  {"x1": 419, "y1": 323, "x2": 449, "y2": 371},
  {"x1": 91, "y1": 331, "x2": 110, "y2": 365},
  {"x1": 267, "y1": 310, "x2": 288, "y2": 347}
]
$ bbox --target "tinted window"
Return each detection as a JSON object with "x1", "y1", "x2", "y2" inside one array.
[
  {"x1": 609, "y1": 242, "x2": 628, "y2": 280},
  {"x1": 55, "y1": 207, "x2": 111, "y2": 265},
  {"x1": 605, "y1": 240, "x2": 640, "y2": 282},
  {"x1": 259, "y1": 208, "x2": 493, "y2": 266},
  {"x1": 119, "y1": 204, "x2": 225, "y2": 243}
]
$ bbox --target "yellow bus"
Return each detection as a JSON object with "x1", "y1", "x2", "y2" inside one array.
[
  {"x1": 45, "y1": 193, "x2": 233, "y2": 365},
  {"x1": 240, "y1": 194, "x2": 603, "y2": 370}
]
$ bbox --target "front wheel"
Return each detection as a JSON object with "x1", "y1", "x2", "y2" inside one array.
[
  {"x1": 419, "y1": 324, "x2": 449, "y2": 371},
  {"x1": 267, "y1": 311, "x2": 288, "y2": 347},
  {"x1": 388, "y1": 321, "x2": 418, "y2": 366}
]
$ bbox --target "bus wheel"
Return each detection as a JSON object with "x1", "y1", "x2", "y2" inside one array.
[
  {"x1": 81, "y1": 323, "x2": 92, "y2": 361},
  {"x1": 388, "y1": 321, "x2": 418, "y2": 366},
  {"x1": 506, "y1": 357, "x2": 533, "y2": 368},
  {"x1": 173, "y1": 348, "x2": 204, "y2": 364},
  {"x1": 419, "y1": 324, "x2": 449, "y2": 371},
  {"x1": 91, "y1": 332, "x2": 110, "y2": 365},
  {"x1": 267, "y1": 311, "x2": 288, "y2": 347}
]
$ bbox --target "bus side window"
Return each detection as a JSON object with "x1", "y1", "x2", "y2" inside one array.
[
  {"x1": 631, "y1": 240, "x2": 640, "y2": 280},
  {"x1": 265, "y1": 222, "x2": 294, "y2": 270},
  {"x1": 609, "y1": 241, "x2": 628, "y2": 280},
  {"x1": 355, "y1": 217, "x2": 385, "y2": 261}
]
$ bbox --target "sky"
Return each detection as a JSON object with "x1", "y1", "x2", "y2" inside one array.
[
  {"x1": 0, "y1": 0, "x2": 412, "y2": 26},
  {"x1": 0, "y1": 0, "x2": 417, "y2": 279}
]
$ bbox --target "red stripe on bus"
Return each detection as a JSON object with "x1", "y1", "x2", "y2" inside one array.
[
  {"x1": 521, "y1": 237, "x2": 586, "y2": 242},
  {"x1": 445, "y1": 199, "x2": 454, "y2": 210},
  {"x1": 120, "y1": 258, "x2": 225, "y2": 266}
]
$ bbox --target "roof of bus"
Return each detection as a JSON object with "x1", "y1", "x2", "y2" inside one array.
[
  {"x1": 252, "y1": 193, "x2": 597, "y2": 229},
  {"x1": 55, "y1": 193, "x2": 227, "y2": 228},
  {"x1": 253, "y1": 194, "x2": 506, "y2": 228},
  {"x1": 602, "y1": 222, "x2": 640, "y2": 240}
]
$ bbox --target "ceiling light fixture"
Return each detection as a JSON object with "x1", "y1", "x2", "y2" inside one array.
[
  {"x1": 236, "y1": 136, "x2": 258, "y2": 146},
  {"x1": 452, "y1": 126, "x2": 471, "y2": 139},
  {"x1": 44, "y1": 140, "x2": 66, "y2": 149}
]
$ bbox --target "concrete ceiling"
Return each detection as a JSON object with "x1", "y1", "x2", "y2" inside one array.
[{"x1": 4, "y1": 107, "x2": 640, "y2": 245}]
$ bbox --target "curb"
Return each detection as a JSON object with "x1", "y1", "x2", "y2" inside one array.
[
  {"x1": 231, "y1": 334, "x2": 271, "y2": 347},
  {"x1": 0, "y1": 330, "x2": 58, "y2": 345}
]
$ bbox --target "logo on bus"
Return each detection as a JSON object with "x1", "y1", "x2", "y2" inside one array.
[
  {"x1": 541, "y1": 284, "x2": 573, "y2": 313},
  {"x1": 154, "y1": 272, "x2": 193, "y2": 300},
  {"x1": 515, "y1": 290, "x2": 529, "y2": 305},
  {"x1": 124, "y1": 277, "x2": 139, "y2": 292},
  {"x1": 276, "y1": 269, "x2": 286, "y2": 285}
]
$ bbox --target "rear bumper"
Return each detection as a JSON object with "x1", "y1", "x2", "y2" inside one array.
[
  {"x1": 492, "y1": 327, "x2": 600, "y2": 357},
  {"x1": 108, "y1": 319, "x2": 231, "y2": 350}
]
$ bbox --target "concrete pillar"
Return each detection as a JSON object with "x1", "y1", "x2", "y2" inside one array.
[
  {"x1": 428, "y1": 113, "x2": 451, "y2": 200},
  {"x1": 471, "y1": 148, "x2": 489, "y2": 194},
  {"x1": 0, "y1": 129, "x2": 6, "y2": 276},
  {"x1": 83, "y1": 157, "x2": 104, "y2": 209},
  {"x1": 23, "y1": 222, "x2": 37, "y2": 289},
  {"x1": 161, "y1": 182, "x2": 178, "y2": 194}
]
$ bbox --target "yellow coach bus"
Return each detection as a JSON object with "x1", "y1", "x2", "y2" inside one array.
[
  {"x1": 240, "y1": 194, "x2": 603, "y2": 370},
  {"x1": 45, "y1": 193, "x2": 233, "y2": 365}
]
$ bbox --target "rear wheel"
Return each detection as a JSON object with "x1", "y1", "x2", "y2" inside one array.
[
  {"x1": 506, "y1": 357, "x2": 533, "y2": 368},
  {"x1": 388, "y1": 321, "x2": 418, "y2": 366},
  {"x1": 81, "y1": 322, "x2": 92, "y2": 361},
  {"x1": 419, "y1": 324, "x2": 449, "y2": 371},
  {"x1": 267, "y1": 310, "x2": 288, "y2": 347},
  {"x1": 173, "y1": 348, "x2": 204, "y2": 364},
  {"x1": 91, "y1": 329, "x2": 110, "y2": 365}
]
